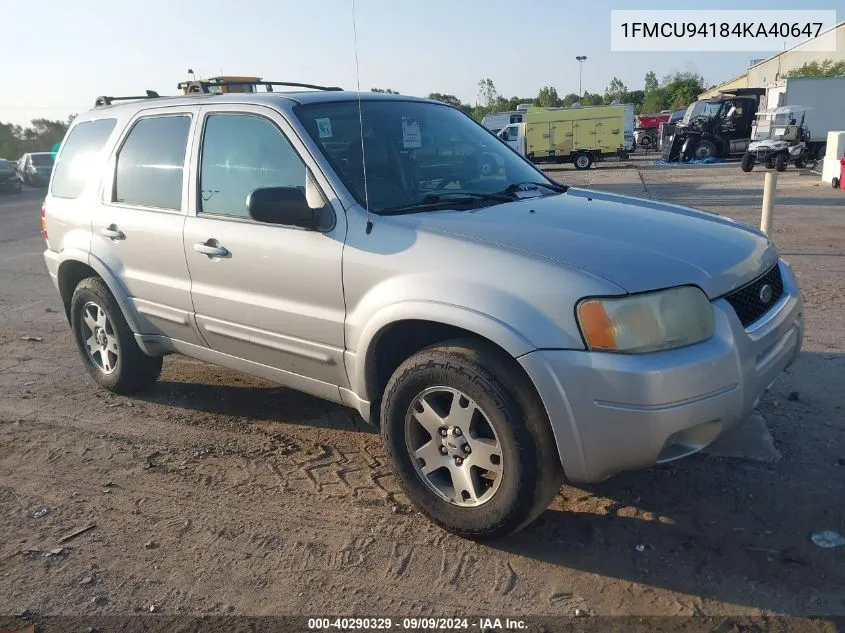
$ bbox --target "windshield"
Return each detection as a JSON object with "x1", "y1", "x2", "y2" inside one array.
[
  {"x1": 296, "y1": 100, "x2": 554, "y2": 214},
  {"x1": 31, "y1": 154, "x2": 55, "y2": 167},
  {"x1": 682, "y1": 100, "x2": 721, "y2": 124}
]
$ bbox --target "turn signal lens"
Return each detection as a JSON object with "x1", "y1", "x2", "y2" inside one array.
[{"x1": 577, "y1": 286, "x2": 714, "y2": 353}]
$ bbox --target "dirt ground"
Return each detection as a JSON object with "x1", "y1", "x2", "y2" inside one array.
[{"x1": 1, "y1": 159, "x2": 844, "y2": 623}]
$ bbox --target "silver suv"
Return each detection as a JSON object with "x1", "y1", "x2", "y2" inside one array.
[{"x1": 42, "y1": 88, "x2": 803, "y2": 538}]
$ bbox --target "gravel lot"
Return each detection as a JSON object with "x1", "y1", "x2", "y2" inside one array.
[{"x1": 1, "y1": 161, "x2": 843, "y2": 623}]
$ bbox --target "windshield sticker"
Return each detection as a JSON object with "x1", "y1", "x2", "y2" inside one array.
[
  {"x1": 316, "y1": 118, "x2": 333, "y2": 139},
  {"x1": 401, "y1": 117, "x2": 422, "y2": 148}
]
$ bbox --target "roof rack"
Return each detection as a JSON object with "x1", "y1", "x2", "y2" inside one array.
[
  {"x1": 178, "y1": 79, "x2": 342, "y2": 94},
  {"x1": 94, "y1": 91, "x2": 160, "y2": 107}
]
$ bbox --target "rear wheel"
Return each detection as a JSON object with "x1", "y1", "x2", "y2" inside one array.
[
  {"x1": 833, "y1": 177, "x2": 841, "y2": 189},
  {"x1": 380, "y1": 339, "x2": 562, "y2": 539},
  {"x1": 794, "y1": 157, "x2": 805, "y2": 168},
  {"x1": 573, "y1": 152, "x2": 593, "y2": 170},
  {"x1": 774, "y1": 152, "x2": 788, "y2": 172},
  {"x1": 740, "y1": 153, "x2": 755, "y2": 172},
  {"x1": 70, "y1": 277, "x2": 162, "y2": 394}
]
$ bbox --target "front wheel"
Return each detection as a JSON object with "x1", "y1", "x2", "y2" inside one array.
[
  {"x1": 694, "y1": 140, "x2": 717, "y2": 160},
  {"x1": 740, "y1": 153, "x2": 755, "y2": 172},
  {"x1": 573, "y1": 152, "x2": 593, "y2": 170},
  {"x1": 774, "y1": 152, "x2": 788, "y2": 172},
  {"x1": 380, "y1": 340, "x2": 562, "y2": 539},
  {"x1": 71, "y1": 277, "x2": 163, "y2": 394}
]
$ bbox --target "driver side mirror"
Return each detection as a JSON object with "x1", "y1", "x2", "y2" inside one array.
[{"x1": 247, "y1": 187, "x2": 317, "y2": 229}]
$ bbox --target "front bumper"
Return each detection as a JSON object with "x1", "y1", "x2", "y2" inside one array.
[{"x1": 520, "y1": 259, "x2": 803, "y2": 483}]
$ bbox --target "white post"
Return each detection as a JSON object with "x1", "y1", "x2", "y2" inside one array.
[{"x1": 760, "y1": 171, "x2": 777, "y2": 235}]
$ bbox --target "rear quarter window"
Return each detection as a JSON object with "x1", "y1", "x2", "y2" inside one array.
[{"x1": 51, "y1": 118, "x2": 117, "y2": 199}]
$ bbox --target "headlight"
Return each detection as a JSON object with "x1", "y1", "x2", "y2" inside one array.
[{"x1": 576, "y1": 286, "x2": 714, "y2": 353}]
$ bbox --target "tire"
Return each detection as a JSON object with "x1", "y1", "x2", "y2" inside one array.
[
  {"x1": 380, "y1": 339, "x2": 562, "y2": 540},
  {"x1": 774, "y1": 152, "x2": 788, "y2": 172},
  {"x1": 693, "y1": 140, "x2": 717, "y2": 160},
  {"x1": 640, "y1": 135, "x2": 652, "y2": 148},
  {"x1": 740, "y1": 153, "x2": 755, "y2": 172},
  {"x1": 70, "y1": 277, "x2": 162, "y2": 394},
  {"x1": 573, "y1": 152, "x2": 593, "y2": 170},
  {"x1": 833, "y1": 177, "x2": 841, "y2": 190},
  {"x1": 794, "y1": 158, "x2": 805, "y2": 169}
]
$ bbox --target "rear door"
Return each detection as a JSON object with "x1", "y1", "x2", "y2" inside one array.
[
  {"x1": 182, "y1": 104, "x2": 347, "y2": 391},
  {"x1": 91, "y1": 106, "x2": 205, "y2": 345}
]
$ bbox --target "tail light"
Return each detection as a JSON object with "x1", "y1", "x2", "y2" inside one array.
[{"x1": 40, "y1": 202, "x2": 48, "y2": 242}]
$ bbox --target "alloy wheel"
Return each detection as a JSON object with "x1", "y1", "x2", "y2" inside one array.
[
  {"x1": 81, "y1": 301, "x2": 119, "y2": 374},
  {"x1": 404, "y1": 386, "x2": 503, "y2": 507}
]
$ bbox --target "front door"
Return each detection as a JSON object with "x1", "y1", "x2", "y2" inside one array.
[
  {"x1": 182, "y1": 105, "x2": 348, "y2": 391},
  {"x1": 91, "y1": 107, "x2": 204, "y2": 346}
]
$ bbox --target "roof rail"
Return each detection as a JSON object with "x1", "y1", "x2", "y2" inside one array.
[
  {"x1": 178, "y1": 80, "x2": 342, "y2": 94},
  {"x1": 94, "y1": 90, "x2": 160, "y2": 107}
]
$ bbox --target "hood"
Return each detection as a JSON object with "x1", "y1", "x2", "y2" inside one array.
[{"x1": 404, "y1": 188, "x2": 776, "y2": 298}]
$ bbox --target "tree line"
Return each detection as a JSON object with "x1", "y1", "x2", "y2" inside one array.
[
  {"x1": 373, "y1": 71, "x2": 708, "y2": 120},
  {"x1": 375, "y1": 58, "x2": 844, "y2": 121},
  {"x1": 0, "y1": 118, "x2": 72, "y2": 160}
]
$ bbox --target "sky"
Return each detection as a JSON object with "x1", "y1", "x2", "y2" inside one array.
[{"x1": 0, "y1": 0, "x2": 839, "y2": 127}]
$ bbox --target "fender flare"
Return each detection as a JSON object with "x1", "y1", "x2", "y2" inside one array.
[
  {"x1": 350, "y1": 300, "x2": 537, "y2": 404},
  {"x1": 56, "y1": 250, "x2": 145, "y2": 334}
]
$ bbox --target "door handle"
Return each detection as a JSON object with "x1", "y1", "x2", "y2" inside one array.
[
  {"x1": 100, "y1": 224, "x2": 125, "y2": 240},
  {"x1": 193, "y1": 240, "x2": 229, "y2": 258}
]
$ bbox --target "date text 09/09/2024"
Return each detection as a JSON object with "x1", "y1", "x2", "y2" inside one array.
[
  {"x1": 620, "y1": 22, "x2": 824, "y2": 39},
  {"x1": 307, "y1": 618, "x2": 528, "y2": 630}
]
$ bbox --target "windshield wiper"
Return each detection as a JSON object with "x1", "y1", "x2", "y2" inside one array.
[
  {"x1": 378, "y1": 191, "x2": 516, "y2": 216},
  {"x1": 500, "y1": 181, "x2": 569, "y2": 195}
]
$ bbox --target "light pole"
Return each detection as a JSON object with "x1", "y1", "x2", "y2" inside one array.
[{"x1": 576, "y1": 55, "x2": 587, "y2": 97}]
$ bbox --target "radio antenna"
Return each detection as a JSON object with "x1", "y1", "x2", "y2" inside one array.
[{"x1": 351, "y1": 0, "x2": 372, "y2": 234}]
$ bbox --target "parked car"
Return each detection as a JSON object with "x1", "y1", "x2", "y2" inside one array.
[
  {"x1": 0, "y1": 159, "x2": 22, "y2": 193},
  {"x1": 42, "y1": 88, "x2": 803, "y2": 539},
  {"x1": 633, "y1": 112, "x2": 671, "y2": 151},
  {"x1": 19, "y1": 152, "x2": 56, "y2": 187}
]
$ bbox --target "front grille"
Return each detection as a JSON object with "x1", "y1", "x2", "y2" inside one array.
[{"x1": 724, "y1": 264, "x2": 784, "y2": 327}]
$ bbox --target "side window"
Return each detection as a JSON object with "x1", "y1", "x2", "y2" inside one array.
[
  {"x1": 51, "y1": 118, "x2": 117, "y2": 199},
  {"x1": 199, "y1": 113, "x2": 306, "y2": 219},
  {"x1": 504, "y1": 126, "x2": 519, "y2": 142},
  {"x1": 114, "y1": 115, "x2": 191, "y2": 210}
]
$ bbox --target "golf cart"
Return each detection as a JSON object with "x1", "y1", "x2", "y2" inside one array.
[{"x1": 741, "y1": 105, "x2": 812, "y2": 172}]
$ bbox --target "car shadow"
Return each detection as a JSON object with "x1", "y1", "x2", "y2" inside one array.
[
  {"x1": 137, "y1": 375, "x2": 376, "y2": 434},
  {"x1": 134, "y1": 350, "x2": 842, "y2": 613}
]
